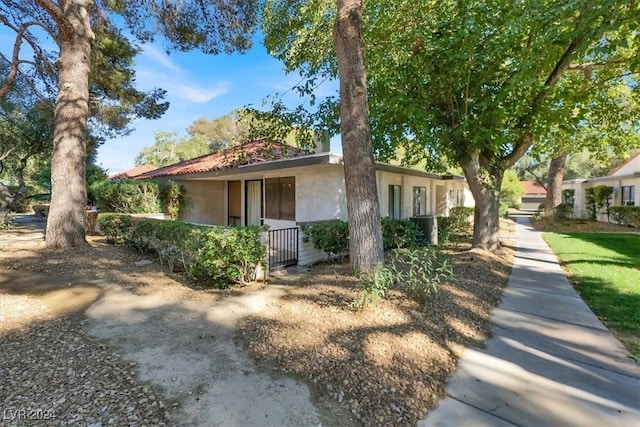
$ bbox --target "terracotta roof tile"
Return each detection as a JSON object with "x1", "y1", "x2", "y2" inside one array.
[
  {"x1": 521, "y1": 180, "x2": 546, "y2": 195},
  {"x1": 108, "y1": 164, "x2": 158, "y2": 180},
  {"x1": 135, "y1": 140, "x2": 308, "y2": 179}
]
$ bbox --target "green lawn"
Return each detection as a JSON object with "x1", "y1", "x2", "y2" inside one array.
[{"x1": 543, "y1": 232, "x2": 640, "y2": 359}]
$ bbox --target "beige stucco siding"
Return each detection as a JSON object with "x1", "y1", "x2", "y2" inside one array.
[
  {"x1": 179, "y1": 180, "x2": 226, "y2": 225},
  {"x1": 295, "y1": 164, "x2": 348, "y2": 223}
]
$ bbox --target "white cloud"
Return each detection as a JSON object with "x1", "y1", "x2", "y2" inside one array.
[
  {"x1": 141, "y1": 45, "x2": 184, "y2": 74},
  {"x1": 168, "y1": 81, "x2": 229, "y2": 103}
]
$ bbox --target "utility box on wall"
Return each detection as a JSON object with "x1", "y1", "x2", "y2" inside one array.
[{"x1": 410, "y1": 216, "x2": 438, "y2": 245}]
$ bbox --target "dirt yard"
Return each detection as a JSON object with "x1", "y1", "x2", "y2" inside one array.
[{"x1": 0, "y1": 216, "x2": 514, "y2": 426}]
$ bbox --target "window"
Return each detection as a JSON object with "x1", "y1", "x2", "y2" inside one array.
[
  {"x1": 389, "y1": 185, "x2": 401, "y2": 219},
  {"x1": 265, "y1": 177, "x2": 296, "y2": 220},
  {"x1": 449, "y1": 189, "x2": 464, "y2": 207},
  {"x1": 413, "y1": 186, "x2": 427, "y2": 216},
  {"x1": 622, "y1": 185, "x2": 636, "y2": 206}
]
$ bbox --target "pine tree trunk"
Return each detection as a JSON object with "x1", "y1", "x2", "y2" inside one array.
[
  {"x1": 544, "y1": 153, "x2": 568, "y2": 217},
  {"x1": 462, "y1": 152, "x2": 503, "y2": 251},
  {"x1": 45, "y1": 0, "x2": 94, "y2": 248},
  {"x1": 334, "y1": 0, "x2": 384, "y2": 275}
]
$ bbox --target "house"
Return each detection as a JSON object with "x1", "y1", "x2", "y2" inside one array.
[
  {"x1": 137, "y1": 140, "x2": 473, "y2": 268},
  {"x1": 519, "y1": 180, "x2": 547, "y2": 210},
  {"x1": 108, "y1": 164, "x2": 157, "y2": 180},
  {"x1": 562, "y1": 153, "x2": 640, "y2": 220}
]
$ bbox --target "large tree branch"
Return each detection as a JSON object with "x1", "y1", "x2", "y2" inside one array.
[
  {"x1": 525, "y1": 166, "x2": 548, "y2": 191},
  {"x1": 0, "y1": 14, "x2": 57, "y2": 97},
  {"x1": 0, "y1": 19, "x2": 39, "y2": 98},
  {"x1": 503, "y1": 30, "x2": 588, "y2": 167},
  {"x1": 33, "y1": 0, "x2": 73, "y2": 38}
]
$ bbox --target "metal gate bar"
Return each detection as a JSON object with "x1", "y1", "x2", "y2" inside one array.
[{"x1": 268, "y1": 227, "x2": 298, "y2": 270}]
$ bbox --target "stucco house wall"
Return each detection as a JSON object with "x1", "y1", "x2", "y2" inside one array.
[
  {"x1": 135, "y1": 142, "x2": 473, "y2": 269},
  {"x1": 562, "y1": 153, "x2": 640, "y2": 222}
]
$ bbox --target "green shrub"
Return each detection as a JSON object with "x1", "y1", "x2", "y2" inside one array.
[
  {"x1": 301, "y1": 220, "x2": 349, "y2": 260},
  {"x1": 91, "y1": 179, "x2": 188, "y2": 217},
  {"x1": 499, "y1": 201, "x2": 510, "y2": 217},
  {"x1": 302, "y1": 218, "x2": 424, "y2": 259},
  {"x1": 91, "y1": 179, "x2": 161, "y2": 213},
  {"x1": 610, "y1": 206, "x2": 640, "y2": 228},
  {"x1": 97, "y1": 213, "x2": 133, "y2": 244},
  {"x1": 449, "y1": 206, "x2": 474, "y2": 232},
  {"x1": 390, "y1": 248, "x2": 453, "y2": 305},
  {"x1": 437, "y1": 217, "x2": 453, "y2": 245},
  {"x1": 97, "y1": 213, "x2": 266, "y2": 287},
  {"x1": 381, "y1": 217, "x2": 424, "y2": 250},
  {"x1": 553, "y1": 203, "x2": 574, "y2": 221},
  {"x1": 585, "y1": 186, "x2": 614, "y2": 221},
  {"x1": 159, "y1": 180, "x2": 190, "y2": 220},
  {"x1": 353, "y1": 247, "x2": 454, "y2": 308}
]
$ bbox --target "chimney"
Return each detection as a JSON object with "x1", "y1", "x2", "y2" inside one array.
[{"x1": 313, "y1": 129, "x2": 330, "y2": 154}]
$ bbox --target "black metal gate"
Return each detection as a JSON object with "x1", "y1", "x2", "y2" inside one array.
[{"x1": 268, "y1": 227, "x2": 298, "y2": 270}]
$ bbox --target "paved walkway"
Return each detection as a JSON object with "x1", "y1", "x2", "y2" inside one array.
[{"x1": 422, "y1": 217, "x2": 640, "y2": 427}]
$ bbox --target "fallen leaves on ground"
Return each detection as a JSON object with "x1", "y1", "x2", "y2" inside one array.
[{"x1": 239, "y1": 242, "x2": 514, "y2": 426}]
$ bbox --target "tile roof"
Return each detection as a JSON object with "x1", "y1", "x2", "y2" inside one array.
[
  {"x1": 521, "y1": 180, "x2": 547, "y2": 195},
  {"x1": 135, "y1": 140, "x2": 308, "y2": 179},
  {"x1": 108, "y1": 164, "x2": 158, "y2": 180}
]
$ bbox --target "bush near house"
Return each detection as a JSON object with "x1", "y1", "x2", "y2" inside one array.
[
  {"x1": 98, "y1": 213, "x2": 265, "y2": 287},
  {"x1": 90, "y1": 179, "x2": 188, "y2": 219},
  {"x1": 302, "y1": 218, "x2": 425, "y2": 259},
  {"x1": 610, "y1": 206, "x2": 640, "y2": 228},
  {"x1": 438, "y1": 206, "x2": 474, "y2": 244}
]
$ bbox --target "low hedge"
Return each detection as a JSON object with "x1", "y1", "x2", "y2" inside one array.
[
  {"x1": 610, "y1": 206, "x2": 640, "y2": 228},
  {"x1": 302, "y1": 217, "x2": 424, "y2": 259},
  {"x1": 98, "y1": 213, "x2": 265, "y2": 288}
]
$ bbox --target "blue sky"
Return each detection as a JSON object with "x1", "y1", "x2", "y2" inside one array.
[{"x1": 98, "y1": 39, "x2": 339, "y2": 173}]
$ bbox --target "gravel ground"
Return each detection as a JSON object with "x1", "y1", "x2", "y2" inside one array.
[
  {"x1": 1, "y1": 216, "x2": 515, "y2": 427},
  {"x1": 239, "y1": 237, "x2": 515, "y2": 426},
  {"x1": 0, "y1": 317, "x2": 170, "y2": 427}
]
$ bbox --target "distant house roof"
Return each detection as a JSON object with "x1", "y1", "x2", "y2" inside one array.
[
  {"x1": 136, "y1": 140, "x2": 307, "y2": 179},
  {"x1": 521, "y1": 180, "x2": 546, "y2": 196},
  {"x1": 108, "y1": 164, "x2": 157, "y2": 180}
]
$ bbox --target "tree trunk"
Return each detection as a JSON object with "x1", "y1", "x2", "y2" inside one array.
[
  {"x1": 544, "y1": 153, "x2": 568, "y2": 217},
  {"x1": 45, "y1": 0, "x2": 94, "y2": 248},
  {"x1": 462, "y1": 152, "x2": 503, "y2": 251},
  {"x1": 334, "y1": 0, "x2": 384, "y2": 275}
]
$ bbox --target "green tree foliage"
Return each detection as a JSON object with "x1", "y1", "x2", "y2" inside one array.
[
  {"x1": 0, "y1": 0, "x2": 258, "y2": 248},
  {"x1": 134, "y1": 131, "x2": 209, "y2": 167},
  {"x1": 258, "y1": 0, "x2": 639, "y2": 250},
  {"x1": 501, "y1": 170, "x2": 525, "y2": 208}
]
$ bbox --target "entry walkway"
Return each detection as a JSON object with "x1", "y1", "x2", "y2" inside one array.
[{"x1": 421, "y1": 217, "x2": 640, "y2": 427}]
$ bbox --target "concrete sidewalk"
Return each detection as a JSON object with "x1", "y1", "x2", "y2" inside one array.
[{"x1": 421, "y1": 217, "x2": 640, "y2": 427}]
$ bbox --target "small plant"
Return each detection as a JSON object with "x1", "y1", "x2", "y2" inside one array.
[
  {"x1": 353, "y1": 265, "x2": 395, "y2": 309},
  {"x1": 353, "y1": 247, "x2": 454, "y2": 308},
  {"x1": 0, "y1": 216, "x2": 15, "y2": 230},
  {"x1": 390, "y1": 248, "x2": 453, "y2": 305}
]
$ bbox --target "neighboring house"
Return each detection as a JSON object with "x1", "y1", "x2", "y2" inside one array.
[
  {"x1": 562, "y1": 153, "x2": 640, "y2": 220},
  {"x1": 108, "y1": 164, "x2": 157, "y2": 180},
  {"x1": 137, "y1": 140, "x2": 473, "y2": 268},
  {"x1": 519, "y1": 180, "x2": 547, "y2": 210}
]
